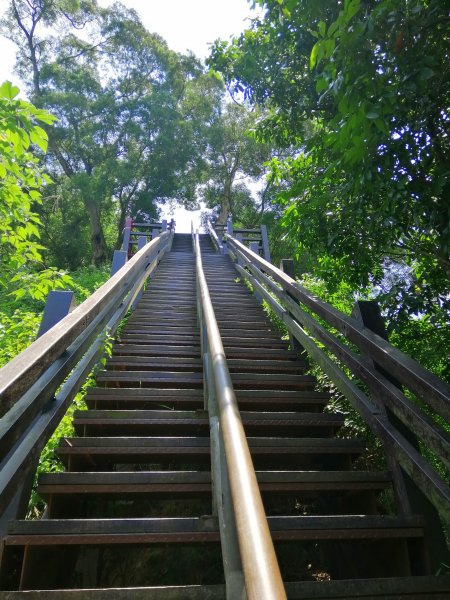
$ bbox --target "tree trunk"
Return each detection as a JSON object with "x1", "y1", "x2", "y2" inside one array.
[
  {"x1": 217, "y1": 171, "x2": 235, "y2": 226},
  {"x1": 116, "y1": 203, "x2": 127, "y2": 250},
  {"x1": 86, "y1": 202, "x2": 108, "y2": 265}
]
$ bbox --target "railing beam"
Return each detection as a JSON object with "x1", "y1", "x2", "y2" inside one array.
[
  {"x1": 227, "y1": 236, "x2": 450, "y2": 421},
  {"x1": 353, "y1": 300, "x2": 449, "y2": 570},
  {"x1": 230, "y1": 239, "x2": 450, "y2": 530}
]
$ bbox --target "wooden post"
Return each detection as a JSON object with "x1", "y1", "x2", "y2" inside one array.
[
  {"x1": 110, "y1": 250, "x2": 127, "y2": 276},
  {"x1": 353, "y1": 300, "x2": 449, "y2": 571},
  {"x1": 37, "y1": 291, "x2": 76, "y2": 338},
  {"x1": 280, "y1": 259, "x2": 304, "y2": 355},
  {"x1": 162, "y1": 219, "x2": 167, "y2": 231},
  {"x1": 226, "y1": 217, "x2": 233, "y2": 236},
  {"x1": 260, "y1": 224, "x2": 271, "y2": 263},
  {"x1": 122, "y1": 226, "x2": 131, "y2": 253},
  {"x1": 137, "y1": 236, "x2": 147, "y2": 251},
  {"x1": 249, "y1": 242, "x2": 263, "y2": 305},
  {"x1": 151, "y1": 228, "x2": 160, "y2": 240},
  {"x1": 235, "y1": 233, "x2": 245, "y2": 267}
]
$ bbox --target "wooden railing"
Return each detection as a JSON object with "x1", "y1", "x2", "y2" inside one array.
[
  {"x1": 211, "y1": 219, "x2": 271, "y2": 261},
  {"x1": 206, "y1": 221, "x2": 224, "y2": 254},
  {"x1": 0, "y1": 231, "x2": 172, "y2": 535},
  {"x1": 194, "y1": 231, "x2": 287, "y2": 600},
  {"x1": 122, "y1": 217, "x2": 175, "y2": 258},
  {"x1": 225, "y1": 235, "x2": 450, "y2": 531}
]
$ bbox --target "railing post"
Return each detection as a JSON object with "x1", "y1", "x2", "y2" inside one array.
[
  {"x1": 249, "y1": 242, "x2": 263, "y2": 305},
  {"x1": 161, "y1": 219, "x2": 167, "y2": 232},
  {"x1": 110, "y1": 250, "x2": 127, "y2": 276},
  {"x1": 129, "y1": 237, "x2": 150, "y2": 311},
  {"x1": 226, "y1": 216, "x2": 233, "y2": 236},
  {"x1": 137, "y1": 236, "x2": 147, "y2": 251},
  {"x1": 235, "y1": 233, "x2": 245, "y2": 267},
  {"x1": 122, "y1": 216, "x2": 133, "y2": 256},
  {"x1": 260, "y1": 224, "x2": 271, "y2": 263},
  {"x1": 280, "y1": 259, "x2": 304, "y2": 356},
  {"x1": 353, "y1": 300, "x2": 449, "y2": 571},
  {"x1": 37, "y1": 291, "x2": 76, "y2": 338}
]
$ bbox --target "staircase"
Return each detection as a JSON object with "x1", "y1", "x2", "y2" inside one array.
[{"x1": 0, "y1": 233, "x2": 448, "y2": 598}]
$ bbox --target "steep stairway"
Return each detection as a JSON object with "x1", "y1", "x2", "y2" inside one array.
[{"x1": 0, "y1": 233, "x2": 448, "y2": 598}]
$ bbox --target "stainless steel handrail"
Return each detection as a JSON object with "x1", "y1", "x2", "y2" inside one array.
[{"x1": 194, "y1": 232, "x2": 286, "y2": 600}]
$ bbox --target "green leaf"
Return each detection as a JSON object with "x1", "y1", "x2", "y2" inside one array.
[
  {"x1": 310, "y1": 41, "x2": 321, "y2": 69},
  {"x1": 419, "y1": 67, "x2": 434, "y2": 81},
  {"x1": 316, "y1": 77, "x2": 328, "y2": 93},
  {"x1": 30, "y1": 127, "x2": 48, "y2": 152},
  {"x1": 344, "y1": 0, "x2": 360, "y2": 22},
  {"x1": 0, "y1": 81, "x2": 20, "y2": 100},
  {"x1": 366, "y1": 109, "x2": 379, "y2": 119}
]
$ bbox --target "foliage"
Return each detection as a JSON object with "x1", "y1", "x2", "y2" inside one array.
[
  {"x1": 208, "y1": 0, "x2": 450, "y2": 323},
  {"x1": 0, "y1": 79, "x2": 72, "y2": 300},
  {"x1": 0, "y1": 258, "x2": 110, "y2": 517},
  {"x1": 0, "y1": 263, "x2": 109, "y2": 370},
  {"x1": 0, "y1": 310, "x2": 41, "y2": 368},
  {"x1": 2, "y1": 1, "x2": 222, "y2": 267},
  {"x1": 199, "y1": 102, "x2": 274, "y2": 225}
]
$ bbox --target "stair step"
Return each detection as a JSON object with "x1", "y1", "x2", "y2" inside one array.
[
  {"x1": 38, "y1": 470, "x2": 392, "y2": 498},
  {"x1": 0, "y1": 585, "x2": 228, "y2": 600},
  {"x1": 96, "y1": 370, "x2": 317, "y2": 390},
  {"x1": 105, "y1": 357, "x2": 308, "y2": 373},
  {"x1": 72, "y1": 410, "x2": 344, "y2": 436},
  {"x1": 57, "y1": 436, "x2": 365, "y2": 469},
  {"x1": 85, "y1": 387, "x2": 329, "y2": 411},
  {"x1": 284, "y1": 577, "x2": 450, "y2": 599},
  {"x1": 112, "y1": 344, "x2": 202, "y2": 357},
  {"x1": 111, "y1": 344, "x2": 301, "y2": 361},
  {"x1": 4, "y1": 515, "x2": 425, "y2": 546},
  {"x1": 117, "y1": 335, "x2": 201, "y2": 346},
  {"x1": 1, "y1": 577, "x2": 449, "y2": 599}
]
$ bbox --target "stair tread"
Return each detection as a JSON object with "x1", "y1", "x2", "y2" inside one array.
[
  {"x1": 105, "y1": 357, "x2": 308, "y2": 371},
  {"x1": 5, "y1": 515, "x2": 425, "y2": 545},
  {"x1": 38, "y1": 469, "x2": 392, "y2": 488},
  {"x1": 73, "y1": 409, "x2": 344, "y2": 424},
  {"x1": 58, "y1": 436, "x2": 364, "y2": 449},
  {"x1": 1, "y1": 577, "x2": 449, "y2": 599}
]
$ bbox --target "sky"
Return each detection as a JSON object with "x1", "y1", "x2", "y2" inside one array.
[{"x1": 0, "y1": 0, "x2": 260, "y2": 231}]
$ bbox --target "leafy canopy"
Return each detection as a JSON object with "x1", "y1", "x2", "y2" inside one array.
[
  {"x1": 208, "y1": 0, "x2": 450, "y2": 321},
  {"x1": 0, "y1": 80, "x2": 72, "y2": 300}
]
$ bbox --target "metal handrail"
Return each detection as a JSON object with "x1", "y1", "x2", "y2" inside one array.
[
  {"x1": 226, "y1": 234, "x2": 450, "y2": 524},
  {"x1": 194, "y1": 232, "x2": 286, "y2": 600}
]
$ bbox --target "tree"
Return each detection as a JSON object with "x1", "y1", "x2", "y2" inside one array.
[
  {"x1": 200, "y1": 102, "x2": 273, "y2": 225},
  {"x1": 209, "y1": 0, "x2": 450, "y2": 321},
  {"x1": 0, "y1": 79, "x2": 71, "y2": 299},
  {"x1": 2, "y1": 1, "x2": 215, "y2": 266}
]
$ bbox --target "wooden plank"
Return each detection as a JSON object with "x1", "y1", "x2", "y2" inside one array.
[
  {"x1": 5, "y1": 515, "x2": 423, "y2": 546},
  {"x1": 284, "y1": 576, "x2": 450, "y2": 599},
  {"x1": 0, "y1": 585, "x2": 225, "y2": 600},
  {"x1": 38, "y1": 470, "x2": 392, "y2": 496}
]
